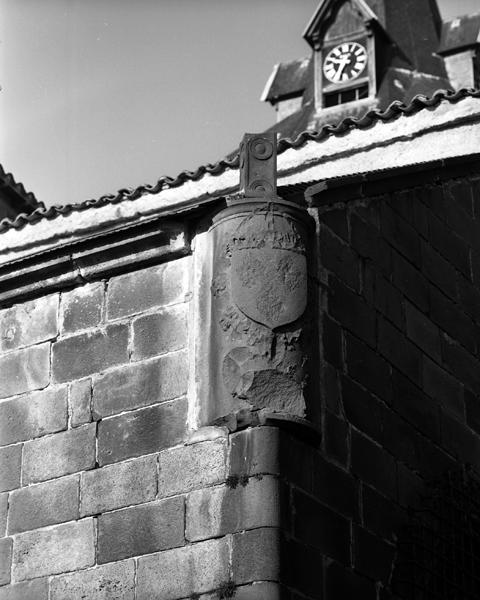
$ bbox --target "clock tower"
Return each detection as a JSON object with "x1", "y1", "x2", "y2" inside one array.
[
  {"x1": 304, "y1": 0, "x2": 378, "y2": 113},
  {"x1": 261, "y1": 0, "x2": 460, "y2": 140}
]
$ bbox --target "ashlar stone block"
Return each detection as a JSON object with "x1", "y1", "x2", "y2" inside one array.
[
  {"x1": 137, "y1": 537, "x2": 229, "y2": 600},
  {"x1": 8, "y1": 475, "x2": 79, "y2": 534},
  {"x1": 106, "y1": 256, "x2": 190, "y2": 320},
  {"x1": 22, "y1": 423, "x2": 96, "y2": 484},
  {"x1": 0, "y1": 343, "x2": 50, "y2": 400},
  {"x1": 50, "y1": 560, "x2": 135, "y2": 600},
  {"x1": 60, "y1": 282, "x2": 104, "y2": 334},
  {"x1": 81, "y1": 455, "x2": 157, "y2": 516},
  {"x1": 132, "y1": 305, "x2": 188, "y2": 361},
  {"x1": 158, "y1": 439, "x2": 226, "y2": 497},
  {"x1": 0, "y1": 386, "x2": 67, "y2": 446},
  {"x1": 0, "y1": 294, "x2": 58, "y2": 353},
  {"x1": 93, "y1": 350, "x2": 188, "y2": 418},
  {"x1": 97, "y1": 497, "x2": 185, "y2": 563},
  {"x1": 0, "y1": 537, "x2": 12, "y2": 584},
  {"x1": 186, "y1": 475, "x2": 282, "y2": 541},
  {"x1": 0, "y1": 578, "x2": 48, "y2": 600},
  {"x1": 0, "y1": 445, "x2": 22, "y2": 492},
  {"x1": 52, "y1": 324, "x2": 129, "y2": 383},
  {"x1": 12, "y1": 518, "x2": 95, "y2": 582},
  {"x1": 69, "y1": 378, "x2": 92, "y2": 427},
  {"x1": 97, "y1": 398, "x2": 187, "y2": 466},
  {"x1": 0, "y1": 493, "x2": 7, "y2": 536}
]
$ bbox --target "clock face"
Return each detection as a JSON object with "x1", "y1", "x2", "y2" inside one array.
[{"x1": 323, "y1": 42, "x2": 368, "y2": 84}]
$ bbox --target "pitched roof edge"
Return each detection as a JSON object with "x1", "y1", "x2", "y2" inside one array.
[
  {"x1": 303, "y1": 0, "x2": 378, "y2": 43},
  {"x1": 0, "y1": 165, "x2": 44, "y2": 212},
  {"x1": 260, "y1": 63, "x2": 280, "y2": 103},
  {"x1": 1, "y1": 87, "x2": 479, "y2": 236}
]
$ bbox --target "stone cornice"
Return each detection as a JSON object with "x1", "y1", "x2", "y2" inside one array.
[{"x1": 0, "y1": 215, "x2": 192, "y2": 308}]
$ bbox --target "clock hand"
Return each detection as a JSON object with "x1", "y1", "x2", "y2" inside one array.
[
  {"x1": 334, "y1": 57, "x2": 350, "y2": 81},
  {"x1": 329, "y1": 56, "x2": 348, "y2": 64}
]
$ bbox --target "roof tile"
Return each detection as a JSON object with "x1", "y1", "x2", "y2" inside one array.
[{"x1": 0, "y1": 88, "x2": 479, "y2": 235}]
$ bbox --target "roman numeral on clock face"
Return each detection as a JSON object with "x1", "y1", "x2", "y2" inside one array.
[{"x1": 323, "y1": 41, "x2": 368, "y2": 84}]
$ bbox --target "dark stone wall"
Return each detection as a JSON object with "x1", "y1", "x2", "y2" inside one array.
[{"x1": 293, "y1": 172, "x2": 480, "y2": 598}]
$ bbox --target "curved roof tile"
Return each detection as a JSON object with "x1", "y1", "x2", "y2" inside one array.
[
  {"x1": 0, "y1": 165, "x2": 43, "y2": 215},
  {"x1": 1, "y1": 87, "x2": 479, "y2": 235}
]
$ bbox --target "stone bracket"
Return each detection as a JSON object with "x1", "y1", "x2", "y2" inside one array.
[{"x1": 239, "y1": 132, "x2": 277, "y2": 198}]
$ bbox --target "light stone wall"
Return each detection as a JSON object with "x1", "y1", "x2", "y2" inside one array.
[
  {"x1": 443, "y1": 50, "x2": 476, "y2": 89},
  {"x1": 0, "y1": 253, "x2": 290, "y2": 599}
]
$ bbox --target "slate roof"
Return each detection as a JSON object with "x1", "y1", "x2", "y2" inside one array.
[
  {"x1": 262, "y1": 0, "x2": 460, "y2": 141},
  {"x1": 261, "y1": 57, "x2": 312, "y2": 103},
  {"x1": 265, "y1": 66, "x2": 452, "y2": 141},
  {"x1": 438, "y1": 13, "x2": 480, "y2": 54},
  {"x1": 261, "y1": 66, "x2": 453, "y2": 141},
  {"x1": 1, "y1": 87, "x2": 479, "y2": 235}
]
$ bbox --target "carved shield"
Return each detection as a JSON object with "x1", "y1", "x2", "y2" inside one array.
[{"x1": 231, "y1": 247, "x2": 307, "y2": 329}]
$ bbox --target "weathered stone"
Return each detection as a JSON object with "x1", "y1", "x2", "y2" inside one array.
[
  {"x1": 229, "y1": 427, "x2": 281, "y2": 478},
  {"x1": 158, "y1": 439, "x2": 226, "y2": 497},
  {"x1": 0, "y1": 445, "x2": 21, "y2": 492},
  {"x1": 12, "y1": 518, "x2": 95, "y2": 582},
  {"x1": 232, "y1": 528, "x2": 282, "y2": 585},
  {"x1": 232, "y1": 583, "x2": 286, "y2": 600},
  {"x1": 0, "y1": 294, "x2": 58, "y2": 352},
  {"x1": 196, "y1": 202, "x2": 310, "y2": 426},
  {"x1": 0, "y1": 578, "x2": 48, "y2": 600},
  {"x1": 106, "y1": 256, "x2": 190, "y2": 320},
  {"x1": 0, "y1": 343, "x2": 50, "y2": 400},
  {"x1": 196, "y1": 584, "x2": 287, "y2": 600},
  {"x1": 60, "y1": 282, "x2": 104, "y2": 334},
  {"x1": 52, "y1": 324, "x2": 129, "y2": 383},
  {"x1": 186, "y1": 475, "x2": 282, "y2": 541},
  {"x1": 81, "y1": 455, "x2": 157, "y2": 516},
  {"x1": 0, "y1": 537, "x2": 12, "y2": 584},
  {"x1": 98, "y1": 398, "x2": 187, "y2": 466},
  {"x1": 132, "y1": 305, "x2": 188, "y2": 361},
  {"x1": 22, "y1": 423, "x2": 96, "y2": 484},
  {"x1": 97, "y1": 497, "x2": 185, "y2": 563},
  {"x1": 69, "y1": 378, "x2": 92, "y2": 427},
  {"x1": 93, "y1": 350, "x2": 188, "y2": 418},
  {"x1": 186, "y1": 426, "x2": 228, "y2": 445},
  {"x1": 0, "y1": 386, "x2": 67, "y2": 446},
  {"x1": 0, "y1": 493, "x2": 7, "y2": 535},
  {"x1": 50, "y1": 560, "x2": 135, "y2": 600},
  {"x1": 8, "y1": 475, "x2": 79, "y2": 534},
  {"x1": 136, "y1": 538, "x2": 229, "y2": 600},
  {"x1": 240, "y1": 132, "x2": 277, "y2": 198}
]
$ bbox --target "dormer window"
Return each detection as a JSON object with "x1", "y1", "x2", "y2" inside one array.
[
  {"x1": 324, "y1": 83, "x2": 369, "y2": 107},
  {"x1": 261, "y1": 0, "x2": 457, "y2": 139},
  {"x1": 437, "y1": 13, "x2": 480, "y2": 90},
  {"x1": 303, "y1": 0, "x2": 377, "y2": 113}
]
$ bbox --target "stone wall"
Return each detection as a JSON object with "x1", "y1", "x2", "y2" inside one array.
[
  {"x1": 308, "y1": 170, "x2": 480, "y2": 597},
  {"x1": 1, "y1": 165, "x2": 480, "y2": 599},
  {"x1": 0, "y1": 256, "x2": 203, "y2": 598},
  {"x1": 0, "y1": 250, "x2": 299, "y2": 599}
]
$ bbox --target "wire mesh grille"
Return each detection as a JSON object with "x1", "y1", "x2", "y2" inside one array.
[{"x1": 393, "y1": 469, "x2": 480, "y2": 600}]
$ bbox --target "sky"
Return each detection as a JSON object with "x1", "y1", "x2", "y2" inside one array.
[{"x1": 0, "y1": 0, "x2": 479, "y2": 208}]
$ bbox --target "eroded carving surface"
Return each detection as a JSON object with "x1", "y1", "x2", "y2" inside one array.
[{"x1": 210, "y1": 207, "x2": 310, "y2": 419}]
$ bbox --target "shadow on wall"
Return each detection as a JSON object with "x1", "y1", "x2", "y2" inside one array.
[{"x1": 393, "y1": 466, "x2": 480, "y2": 600}]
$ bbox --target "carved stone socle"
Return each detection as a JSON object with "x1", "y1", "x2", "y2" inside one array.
[{"x1": 195, "y1": 133, "x2": 315, "y2": 428}]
